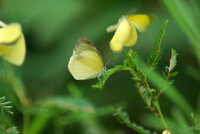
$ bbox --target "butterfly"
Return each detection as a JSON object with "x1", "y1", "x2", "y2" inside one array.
[
  {"x1": 0, "y1": 21, "x2": 26, "y2": 66},
  {"x1": 68, "y1": 37, "x2": 104, "y2": 80},
  {"x1": 107, "y1": 14, "x2": 156, "y2": 52}
]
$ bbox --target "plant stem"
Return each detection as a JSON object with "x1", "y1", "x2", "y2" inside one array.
[
  {"x1": 128, "y1": 63, "x2": 169, "y2": 130},
  {"x1": 3, "y1": 61, "x2": 30, "y2": 134},
  {"x1": 154, "y1": 99, "x2": 168, "y2": 129}
]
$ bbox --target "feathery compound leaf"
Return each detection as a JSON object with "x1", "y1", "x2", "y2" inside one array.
[
  {"x1": 92, "y1": 65, "x2": 127, "y2": 90},
  {"x1": 159, "y1": 49, "x2": 178, "y2": 95},
  {"x1": 0, "y1": 126, "x2": 19, "y2": 134},
  {"x1": 6, "y1": 126, "x2": 19, "y2": 134},
  {"x1": 0, "y1": 96, "x2": 14, "y2": 115},
  {"x1": 191, "y1": 113, "x2": 200, "y2": 132},
  {"x1": 114, "y1": 106, "x2": 155, "y2": 134},
  {"x1": 148, "y1": 20, "x2": 169, "y2": 69},
  {"x1": 168, "y1": 49, "x2": 178, "y2": 73}
]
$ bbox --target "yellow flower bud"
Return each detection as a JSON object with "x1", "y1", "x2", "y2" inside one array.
[{"x1": 162, "y1": 129, "x2": 171, "y2": 134}]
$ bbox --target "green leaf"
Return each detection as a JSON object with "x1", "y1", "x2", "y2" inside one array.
[
  {"x1": 162, "y1": 0, "x2": 200, "y2": 61},
  {"x1": 168, "y1": 49, "x2": 178, "y2": 73},
  {"x1": 184, "y1": 66, "x2": 200, "y2": 82},
  {"x1": 92, "y1": 65, "x2": 127, "y2": 90},
  {"x1": 123, "y1": 50, "x2": 139, "y2": 69},
  {"x1": 42, "y1": 97, "x2": 94, "y2": 113},
  {"x1": 6, "y1": 126, "x2": 19, "y2": 134},
  {"x1": 171, "y1": 108, "x2": 195, "y2": 134},
  {"x1": 169, "y1": 71, "x2": 178, "y2": 78},
  {"x1": 28, "y1": 96, "x2": 96, "y2": 134},
  {"x1": 139, "y1": 57, "x2": 194, "y2": 116},
  {"x1": 0, "y1": 96, "x2": 14, "y2": 115},
  {"x1": 27, "y1": 108, "x2": 51, "y2": 134},
  {"x1": 0, "y1": 126, "x2": 19, "y2": 134},
  {"x1": 148, "y1": 20, "x2": 169, "y2": 69},
  {"x1": 67, "y1": 82, "x2": 82, "y2": 98},
  {"x1": 140, "y1": 113, "x2": 177, "y2": 132},
  {"x1": 114, "y1": 106, "x2": 154, "y2": 134},
  {"x1": 197, "y1": 91, "x2": 200, "y2": 114},
  {"x1": 191, "y1": 113, "x2": 200, "y2": 132}
]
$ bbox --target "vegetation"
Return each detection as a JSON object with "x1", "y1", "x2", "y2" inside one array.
[{"x1": 0, "y1": 0, "x2": 200, "y2": 134}]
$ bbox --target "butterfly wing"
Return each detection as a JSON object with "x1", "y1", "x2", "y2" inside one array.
[{"x1": 68, "y1": 38, "x2": 104, "y2": 80}]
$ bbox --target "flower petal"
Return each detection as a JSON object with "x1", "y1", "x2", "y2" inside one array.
[
  {"x1": 128, "y1": 14, "x2": 151, "y2": 32},
  {"x1": 2, "y1": 35, "x2": 26, "y2": 66},
  {"x1": 110, "y1": 18, "x2": 137, "y2": 51},
  {"x1": 0, "y1": 23, "x2": 22, "y2": 44}
]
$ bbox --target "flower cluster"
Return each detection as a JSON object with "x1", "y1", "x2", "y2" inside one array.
[{"x1": 107, "y1": 14, "x2": 154, "y2": 52}]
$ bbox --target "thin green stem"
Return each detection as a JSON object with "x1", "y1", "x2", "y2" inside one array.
[
  {"x1": 128, "y1": 67, "x2": 152, "y2": 94},
  {"x1": 121, "y1": 50, "x2": 129, "y2": 59},
  {"x1": 2, "y1": 61, "x2": 30, "y2": 134},
  {"x1": 128, "y1": 68, "x2": 155, "y2": 113},
  {"x1": 155, "y1": 99, "x2": 168, "y2": 129},
  {"x1": 127, "y1": 61, "x2": 169, "y2": 130}
]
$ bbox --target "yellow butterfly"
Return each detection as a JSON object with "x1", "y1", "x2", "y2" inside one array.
[
  {"x1": 0, "y1": 21, "x2": 26, "y2": 66},
  {"x1": 107, "y1": 14, "x2": 155, "y2": 52},
  {"x1": 68, "y1": 38, "x2": 104, "y2": 80}
]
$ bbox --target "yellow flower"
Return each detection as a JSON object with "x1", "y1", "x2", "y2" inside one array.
[
  {"x1": 107, "y1": 14, "x2": 155, "y2": 52},
  {"x1": 0, "y1": 21, "x2": 26, "y2": 66}
]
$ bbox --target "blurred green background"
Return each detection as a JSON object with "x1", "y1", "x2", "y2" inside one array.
[{"x1": 0, "y1": 0, "x2": 199, "y2": 134}]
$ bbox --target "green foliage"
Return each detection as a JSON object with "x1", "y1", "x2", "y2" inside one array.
[
  {"x1": 191, "y1": 113, "x2": 200, "y2": 133},
  {"x1": 92, "y1": 65, "x2": 127, "y2": 90},
  {"x1": 0, "y1": 96, "x2": 13, "y2": 115},
  {"x1": 123, "y1": 50, "x2": 144, "y2": 78},
  {"x1": 0, "y1": 0, "x2": 199, "y2": 133},
  {"x1": 167, "y1": 49, "x2": 178, "y2": 73},
  {"x1": 184, "y1": 66, "x2": 200, "y2": 82},
  {"x1": 92, "y1": 21, "x2": 183, "y2": 133},
  {"x1": 160, "y1": 49, "x2": 178, "y2": 92},
  {"x1": 0, "y1": 126, "x2": 19, "y2": 134},
  {"x1": 114, "y1": 106, "x2": 155, "y2": 134},
  {"x1": 42, "y1": 97, "x2": 95, "y2": 113},
  {"x1": 148, "y1": 20, "x2": 168, "y2": 69},
  {"x1": 162, "y1": 0, "x2": 200, "y2": 62}
]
